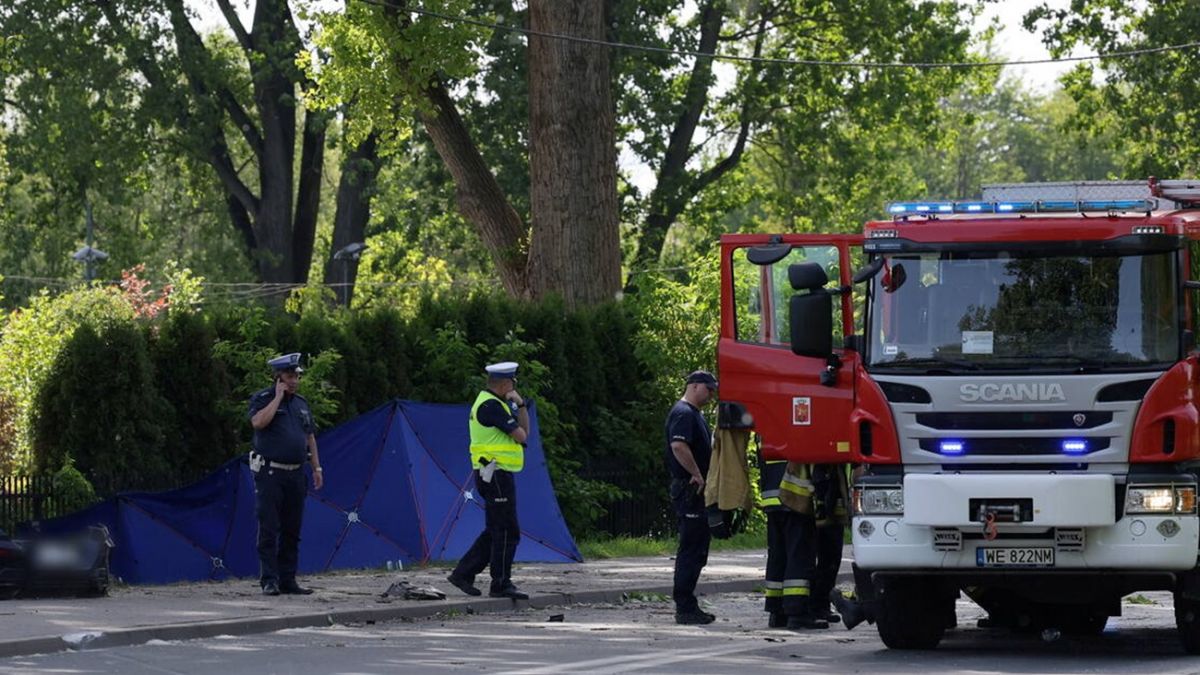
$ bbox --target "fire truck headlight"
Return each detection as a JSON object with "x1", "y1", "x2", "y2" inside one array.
[
  {"x1": 1126, "y1": 486, "x2": 1177, "y2": 514},
  {"x1": 854, "y1": 486, "x2": 904, "y2": 515}
]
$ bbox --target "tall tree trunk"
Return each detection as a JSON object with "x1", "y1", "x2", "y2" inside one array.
[
  {"x1": 248, "y1": 0, "x2": 299, "y2": 285},
  {"x1": 292, "y1": 109, "x2": 326, "y2": 284},
  {"x1": 324, "y1": 132, "x2": 380, "y2": 307},
  {"x1": 527, "y1": 0, "x2": 621, "y2": 307}
]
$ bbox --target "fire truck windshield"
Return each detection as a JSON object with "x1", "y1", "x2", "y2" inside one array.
[{"x1": 867, "y1": 249, "x2": 1179, "y2": 372}]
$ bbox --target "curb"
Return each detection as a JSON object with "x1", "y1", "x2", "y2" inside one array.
[{"x1": 0, "y1": 578, "x2": 764, "y2": 659}]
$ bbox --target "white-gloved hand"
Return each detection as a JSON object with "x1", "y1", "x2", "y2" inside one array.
[{"x1": 480, "y1": 459, "x2": 498, "y2": 483}]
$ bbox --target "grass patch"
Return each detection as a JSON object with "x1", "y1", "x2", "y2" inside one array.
[
  {"x1": 1125, "y1": 594, "x2": 1157, "y2": 605},
  {"x1": 577, "y1": 530, "x2": 766, "y2": 560}
]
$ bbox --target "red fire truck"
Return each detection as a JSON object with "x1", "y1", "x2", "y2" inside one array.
[{"x1": 717, "y1": 179, "x2": 1200, "y2": 651}]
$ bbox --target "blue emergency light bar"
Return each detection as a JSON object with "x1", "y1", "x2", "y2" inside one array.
[
  {"x1": 1062, "y1": 439, "x2": 1089, "y2": 455},
  {"x1": 885, "y1": 199, "x2": 1157, "y2": 217},
  {"x1": 939, "y1": 440, "x2": 965, "y2": 455}
]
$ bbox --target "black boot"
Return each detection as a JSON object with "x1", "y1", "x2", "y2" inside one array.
[
  {"x1": 786, "y1": 614, "x2": 830, "y2": 630},
  {"x1": 830, "y1": 589, "x2": 866, "y2": 630},
  {"x1": 768, "y1": 612, "x2": 788, "y2": 629}
]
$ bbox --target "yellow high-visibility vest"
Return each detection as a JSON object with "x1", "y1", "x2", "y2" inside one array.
[{"x1": 469, "y1": 390, "x2": 524, "y2": 472}]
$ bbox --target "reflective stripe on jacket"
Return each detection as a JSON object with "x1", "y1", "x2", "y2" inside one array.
[
  {"x1": 758, "y1": 459, "x2": 786, "y2": 509},
  {"x1": 468, "y1": 390, "x2": 524, "y2": 472}
]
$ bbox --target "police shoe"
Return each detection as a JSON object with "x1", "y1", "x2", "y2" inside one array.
[
  {"x1": 786, "y1": 614, "x2": 830, "y2": 630},
  {"x1": 447, "y1": 573, "x2": 482, "y2": 596},
  {"x1": 489, "y1": 586, "x2": 529, "y2": 600},
  {"x1": 262, "y1": 582, "x2": 281, "y2": 596},
  {"x1": 675, "y1": 610, "x2": 716, "y2": 625},
  {"x1": 279, "y1": 583, "x2": 314, "y2": 595}
]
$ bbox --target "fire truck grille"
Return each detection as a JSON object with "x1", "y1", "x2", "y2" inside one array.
[
  {"x1": 915, "y1": 411, "x2": 1113, "y2": 431},
  {"x1": 918, "y1": 437, "x2": 1111, "y2": 456}
]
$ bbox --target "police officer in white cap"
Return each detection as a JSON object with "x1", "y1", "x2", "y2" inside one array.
[
  {"x1": 248, "y1": 352, "x2": 323, "y2": 596},
  {"x1": 447, "y1": 361, "x2": 531, "y2": 600}
]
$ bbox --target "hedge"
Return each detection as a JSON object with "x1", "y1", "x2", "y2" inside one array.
[{"x1": 0, "y1": 283, "x2": 723, "y2": 535}]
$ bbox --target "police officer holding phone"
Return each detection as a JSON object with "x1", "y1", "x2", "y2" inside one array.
[
  {"x1": 666, "y1": 370, "x2": 718, "y2": 625},
  {"x1": 447, "y1": 362, "x2": 531, "y2": 600},
  {"x1": 248, "y1": 352, "x2": 323, "y2": 596}
]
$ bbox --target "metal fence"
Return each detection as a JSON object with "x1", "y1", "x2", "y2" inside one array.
[
  {"x1": 583, "y1": 468, "x2": 674, "y2": 538},
  {"x1": 0, "y1": 475, "x2": 65, "y2": 534}
]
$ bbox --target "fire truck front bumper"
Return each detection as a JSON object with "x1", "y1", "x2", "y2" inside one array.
[{"x1": 851, "y1": 473, "x2": 1200, "y2": 570}]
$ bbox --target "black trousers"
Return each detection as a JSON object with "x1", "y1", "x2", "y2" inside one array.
[
  {"x1": 670, "y1": 478, "x2": 711, "y2": 614},
  {"x1": 764, "y1": 509, "x2": 816, "y2": 617},
  {"x1": 254, "y1": 467, "x2": 307, "y2": 587},
  {"x1": 454, "y1": 469, "x2": 521, "y2": 593},
  {"x1": 812, "y1": 468, "x2": 847, "y2": 612},
  {"x1": 812, "y1": 521, "x2": 845, "y2": 613}
]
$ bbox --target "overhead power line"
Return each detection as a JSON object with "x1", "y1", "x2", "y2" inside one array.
[{"x1": 353, "y1": 0, "x2": 1200, "y2": 70}]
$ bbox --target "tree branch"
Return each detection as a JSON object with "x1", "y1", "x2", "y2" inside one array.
[
  {"x1": 163, "y1": 0, "x2": 265, "y2": 159},
  {"x1": 215, "y1": 0, "x2": 253, "y2": 53},
  {"x1": 629, "y1": 0, "x2": 724, "y2": 272}
]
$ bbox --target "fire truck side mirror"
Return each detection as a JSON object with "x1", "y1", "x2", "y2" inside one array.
[
  {"x1": 790, "y1": 291, "x2": 833, "y2": 359},
  {"x1": 852, "y1": 258, "x2": 885, "y2": 284}
]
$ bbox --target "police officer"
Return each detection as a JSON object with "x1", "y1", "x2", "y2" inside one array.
[
  {"x1": 447, "y1": 362, "x2": 531, "y2": 600},
  {"x1": 248, "y1": 352, "x2": 323, "y2": 596},
  {"x1": 760, "y1": 458, "x2": 827, "y2": 629},
  {"x1": 666, "y1": 370, "x2": 718, "y2": 625}
]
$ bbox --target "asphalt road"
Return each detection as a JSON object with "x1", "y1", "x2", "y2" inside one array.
[{"x1": 1, "y1": 591, "x2": 1197, "y2": 674}]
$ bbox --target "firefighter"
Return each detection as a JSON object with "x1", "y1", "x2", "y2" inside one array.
[
  {"x1": 810, "y1": 464, "x2": 850, "y2": 623},
  {"x1": 759, "y1": 456, "x2": 828, "y2": 630}
]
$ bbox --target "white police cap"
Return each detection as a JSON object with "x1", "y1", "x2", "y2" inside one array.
[
  {"x1": 484, "y1": 361, "x2": 519, "y2": 379},
  {"x1": 268, "y1": 352, "x2": 304, "y2": 373}
]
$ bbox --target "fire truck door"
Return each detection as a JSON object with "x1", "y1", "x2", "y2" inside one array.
[{"x1": 719, "y1": 236, "x2": 862, "y2": 463}]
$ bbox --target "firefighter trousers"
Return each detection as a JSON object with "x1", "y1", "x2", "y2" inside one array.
[
  {"x1": 812, "y1": 521, "x2": 845, "y2": 614},
  {"x1": 763, "y1": 509, "x2": 816, "y2": 617}
]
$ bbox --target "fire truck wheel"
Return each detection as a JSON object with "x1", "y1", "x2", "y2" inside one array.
[
  {"x1": 875, "y1": 578, "x2": 946, "y2": 650},
  {"x1": 1174, "y1": 592, "x2": 1200, "y2": 654}
]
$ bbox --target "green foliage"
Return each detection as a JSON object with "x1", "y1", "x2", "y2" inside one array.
[
  {"x1": 578, "y1": 529, "x2": 768, "y2": 561},
  {"x1": 307, "y1": 0, "x2": 485, "y2": 146},
  {"x1": 210, "y1": 305, "x2": 343, "y2": 434},
  {"x1": 33, "y1": 321, "x2": 172, "y2": 487},
  {"x1": 1032, "y1": 1, "x2": 1200, "y2": 177},
  {"x1": 150, "y1": 312, "x2": 239, "y2": 479},
  {"x1": 49, "y1": 455, "x2": 98, "y2": 517},
  {"x1": 0, "y1": 286, "x2": 134, "y2": 472}
]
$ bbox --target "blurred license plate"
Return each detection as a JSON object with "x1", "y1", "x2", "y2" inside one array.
[{"x1": 976, "y1": 547, "x2": 1055, "y2": 567}]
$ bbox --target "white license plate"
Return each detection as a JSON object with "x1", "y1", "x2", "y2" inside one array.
[{"x1": 976, "y1": 547, "x2": 1055, "y2": 567}]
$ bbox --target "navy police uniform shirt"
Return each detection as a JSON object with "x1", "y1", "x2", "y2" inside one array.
[
  {"x1": 477, "y1": 396, "x2": 520, "y2": 433},
  {"x1": 664, "y1": 400, "x2": 712, "y2": 480},
  {"x1": 248, "y1": 387, "x2": 316, "y2": 464}
]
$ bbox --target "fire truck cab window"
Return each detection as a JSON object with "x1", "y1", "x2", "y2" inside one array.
[
  {"x1": 733, "y1": 245, "x2": 841, "y2": 346},
  {"x1": 868, "y1": 249, "x2": 1180, "y2": 371}
]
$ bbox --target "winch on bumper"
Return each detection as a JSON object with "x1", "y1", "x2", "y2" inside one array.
[{"x1": 852, "y1": 473, "x2": 1200, "y2": 570}]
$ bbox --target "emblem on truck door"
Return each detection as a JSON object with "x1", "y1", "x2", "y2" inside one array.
[{"x1": 959, "y1": 383, "x2": 1066, "y2": 402}]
